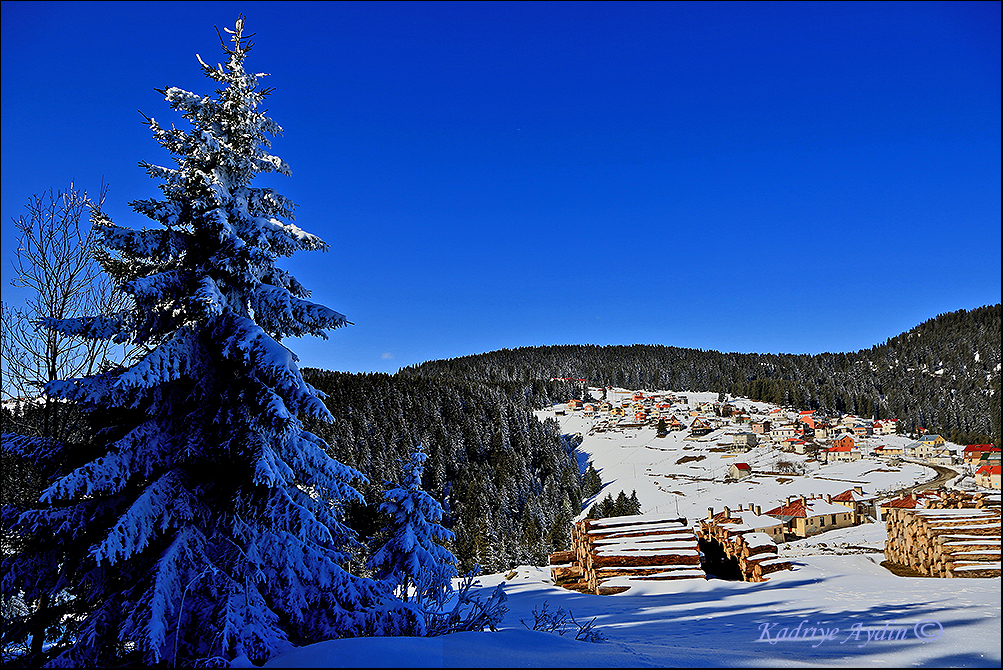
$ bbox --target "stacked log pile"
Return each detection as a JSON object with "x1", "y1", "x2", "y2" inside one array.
[
  {"x1": 920, "y1": 489, "x2": 999, "y2": 510},
  {"x1": 884, "y1": 507, "x2": 1001, "y2": 578},
  {"x1": 697, "y1": 506, "x2": 792, "y2": 581},
  {"x1": 547, "y1": 550, "x2": 589, "y2": 592},
  {"x1": 737, "y1": 533, "x2": 793, "y2": 582},
  {"x1": 548, "y1": 513, "x2": 705, "y2": 595}
]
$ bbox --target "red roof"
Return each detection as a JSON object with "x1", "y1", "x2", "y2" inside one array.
[
  {"x1": 879, "y1": 492, "x2": 938, "y2": 509},
  {"x1": 733, "y1": 462, "x2": 751, "y2": 470},
  {"x1": 827, "y1": 445, "x2": 852, "y2": 452},
  {"x1": 976, "y1": 465, "x2": 1001, "y2": 476},
  {"x1": 964, "y1": 444, "x2": 998, "y2": 453},
  {"x1": 880, "y1": 497, "x2": 919, "y2": 509},
  {"x1": 765, "y1": 499, "x2": 807, "y2": 518}
]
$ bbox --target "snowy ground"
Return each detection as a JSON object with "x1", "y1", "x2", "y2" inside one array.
[
  {"x1": 266, "y1": 389, "x2": 1000, "y2": 667},
  {"x1": 267, "y1": 558, "x2": 1000, "y2": 667}
]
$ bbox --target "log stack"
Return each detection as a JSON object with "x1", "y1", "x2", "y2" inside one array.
[
  {"x1": 548, "y1": 513, "x2": 705, "y2": 594},
  {"x1": 547, "y1": 550, "x2": 589, "y2": 592},
  {"x1": 697, "y1": 506, "x2": 792, "y2": 582},
  {"x1": 736, "y1": 532, "x2": 792, "y2": 582},
  {"x1": 884, "y1": 506, "x2": 1001, "y2": 578},
  {"x1": 921, "y1": 489, "x2": 998, "y2": 510}
]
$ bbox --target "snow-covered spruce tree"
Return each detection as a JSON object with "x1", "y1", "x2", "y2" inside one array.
[
  {"x1": 368, "y1": 445, "x2": 507, "y2": 637},
  {"x1": 369, "y1": 445, "x2": 457, "y2": 616},
  {"x1": 1, "y1": 17, "x2": 414, "y2": 667}
]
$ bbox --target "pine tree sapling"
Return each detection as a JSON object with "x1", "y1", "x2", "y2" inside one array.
[
  {"x1": 369, "y1": 444, "x2": 458, "y2": 634},
  {"x1": 1, "y1": 17, "x2": 405, "y2": 667}
]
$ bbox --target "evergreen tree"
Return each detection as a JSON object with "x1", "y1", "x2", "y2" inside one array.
[
  {"x1": 656, "y1": 417, "x2": 668, "y2": 436},
  {"x1": 581, "y1": 460, "x2": 602, "y2": 499},
  {"x1": 1, "y1": 18, "x2": 405, "y2": 667},
  {"x1": 368, "y1": 444, "x2": 457, "y2": 627},
  {"x1": 586, "y1": 489, "x2": 642, "y2": 519},
  {"x1": 614, "y1": 490, "x2": 630, "y2": 515}
]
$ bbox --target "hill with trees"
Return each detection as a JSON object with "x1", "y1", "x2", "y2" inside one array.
[{"x1": 401, "y1": 305, "x2": 1001, "y2": 447}]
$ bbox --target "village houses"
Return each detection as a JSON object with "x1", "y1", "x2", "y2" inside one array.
[
  {"x1": 732, "y1": 432, "x2": 758, "y2": 451},
  {"x1": 832, "y1": 434, "x2": 856, "y2": 451},
  {"x1": 823, "y1": 444, "x2": 863, "y2": 463},
  {"x1": 975, "y1": 464, "x2": 1001, "y2": 489},
  {"x1": 770, "y1": 423, "x2": 801, "y2": 442},
  {"x1": 873, "y1": 444, "x2": 904, "y2": 458},
  {"x1": 874, "y1": 491, "x2": 941, "y2": 521},
  {"x1": 706, "y1": 505, "x2": 786, "y2": 544},
  {"x1": 764, "y1": 495, "x2": 856, "y2": 538},
  {"x1": 830, "y1": 487, "x2": 877, "y2": 520},
  {"x1": 964, "y1": 444, "x2": 1000, "y2": 466}
]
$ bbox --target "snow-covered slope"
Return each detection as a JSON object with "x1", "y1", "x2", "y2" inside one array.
[{"x1": 267, "y1": 559, "x2": 999, "y2": 667}]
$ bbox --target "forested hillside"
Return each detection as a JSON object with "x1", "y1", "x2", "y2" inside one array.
[
  {"x1": 301, "y1": 370, "x2": 583, "y2": 573},
  {"x1": 402, "y1": 305, "x2": 1001, "y2": 447}
]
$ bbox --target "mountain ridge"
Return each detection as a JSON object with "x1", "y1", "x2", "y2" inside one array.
[{"x1": 400, "y1": 304, "x2": 1001, "y2": 446}]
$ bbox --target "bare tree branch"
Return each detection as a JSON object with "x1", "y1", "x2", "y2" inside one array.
[{"x1": 1, "y1": 183, "x2": 136, "y2": 417}]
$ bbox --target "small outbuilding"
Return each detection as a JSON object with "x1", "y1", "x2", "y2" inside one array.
[{"x1": 728, "y1": 462, "x2": 753, "y2": 480}]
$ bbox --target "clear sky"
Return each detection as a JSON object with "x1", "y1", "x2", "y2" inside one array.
[{"x1": 2, "y1": 1, "x2": 1000, "y2": 375}]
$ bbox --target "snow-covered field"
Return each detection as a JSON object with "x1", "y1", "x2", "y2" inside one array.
[
  {"x1": 268, "y1": 558, "x2": 999, "y2": 667},
  {"x1": 267, "y1": 389, "x2": 1000, "y2": 667}
]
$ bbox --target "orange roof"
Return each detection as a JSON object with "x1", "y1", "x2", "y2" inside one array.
[
  {"x1": 765, "y1": 499, "x2": 807, "y2": 518},
  {"x1": 879, "y1": 492, "x2": 937, "y2": 509},
  {"x1": 880, "y1": 497, "x2": 919, "y2": 509},
  {"x1": 827, "y1": 445, "x2": 852, "y2": 452},
  {"x1": 831, "y1": 488, "x2": 872, "y2": 502}
]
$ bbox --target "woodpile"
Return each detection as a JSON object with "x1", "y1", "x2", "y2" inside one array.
[
  {"x1": 884, "y1": 506, "x2": 1001, "y2": 578},
  {"x1": 920, "y1": 489, "x2": 999, "y2": 510},
  {"x1": 697, "y1": 507, "x2": 792, "y2": 582},
  {"x1": 548, "y1": 513, "x2": 705, "y2": 594}
]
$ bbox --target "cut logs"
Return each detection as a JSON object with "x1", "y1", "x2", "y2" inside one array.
[
  {"x1": 884, "y1": 505, "x2": 1002, "y2": 578},
  {"x1": 918, "y1": 488, "x2": 999, "y2": 510},
  {"x1": 696, "y1": 507, "x2": 792, "y2": 582},
  {"x1": 548, "y1": 513, "x2": 705, "y2": 594}
]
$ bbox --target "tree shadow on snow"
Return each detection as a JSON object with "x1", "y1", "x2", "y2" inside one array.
[{"x1": 510, "y1": 576, "x2": 997, "y2": 667}]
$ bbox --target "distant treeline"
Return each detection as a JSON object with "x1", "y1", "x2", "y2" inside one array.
[
  {"x1": 401, "y1": 305, "x2": 1001, "y2": 447},
  {"x1": 300, "y1": 370, "x2": 584, "y2": 573}
]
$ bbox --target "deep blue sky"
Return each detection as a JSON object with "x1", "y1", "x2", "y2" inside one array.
[{"x1": 2, "y1": 1, "x2": 1000, "y2": 375}]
